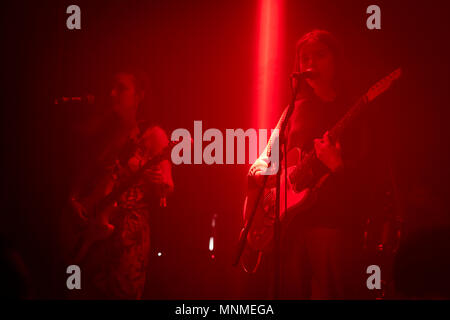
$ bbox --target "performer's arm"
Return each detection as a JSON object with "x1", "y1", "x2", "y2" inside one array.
[
  {"x1": 139, "y1": 126, "x2": 174, "y2": 196},
  {"x1": 248, "y1": 106, "x2": 289, "y2": 177}
]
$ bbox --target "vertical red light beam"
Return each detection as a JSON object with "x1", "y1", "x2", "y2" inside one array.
[{"x1": 255, "y1": 0, "x2": 284, "y2": 129}]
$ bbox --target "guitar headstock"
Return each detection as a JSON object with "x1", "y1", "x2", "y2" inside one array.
[{"x1": 366, "y1": 67, "x2": 402, "y2": 102}]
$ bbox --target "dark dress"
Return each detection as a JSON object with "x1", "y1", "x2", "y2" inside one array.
[{"x1": 276, "y1": 93, "x2": 369, "y2": 299}]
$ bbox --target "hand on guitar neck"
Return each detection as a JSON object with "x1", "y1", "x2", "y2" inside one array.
[{"x1": 314, "y1": 131, "x2": 344, "y2": 173}]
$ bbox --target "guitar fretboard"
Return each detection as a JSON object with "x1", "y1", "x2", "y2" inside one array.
[{"x1": 328, "y1": 95, "x2": 368, "y2": 142}]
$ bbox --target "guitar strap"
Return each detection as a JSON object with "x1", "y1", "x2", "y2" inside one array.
[{"x1": 266, "y1": 105, "x2": 290, "y2": 158}]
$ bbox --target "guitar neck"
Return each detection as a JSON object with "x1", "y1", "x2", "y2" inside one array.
[
  {"x1": 328, "y1": 94, "x2": 368, "y2": 143},
  {"x1": 289, "y1": 67, "x2": 401, "y2": 190},
  {"x1": 289, "y1": 94, "x2": 368, "y2": 186}
]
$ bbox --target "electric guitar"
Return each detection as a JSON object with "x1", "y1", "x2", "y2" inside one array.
[
  {"x1": 66, "y1": 140, "x2": 177, "y2": 264},
  {"x1": 243, "y1": 68, "x2": 402, "y2": 253}
]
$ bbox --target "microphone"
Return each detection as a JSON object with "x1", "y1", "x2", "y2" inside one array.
[
  {"x1": 54, "y1": 94, "x2": 95, "y2": 105},
  {"x1": 290, "y1": 69, "x2": 318, "y2": 80}
]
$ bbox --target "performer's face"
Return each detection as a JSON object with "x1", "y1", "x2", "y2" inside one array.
[
  {"x1": 110, "y1": 73, "x2": 141, "y2": 120},
  {"x1": 299, "y1": 40, "x2": 335, "y2": 91}
]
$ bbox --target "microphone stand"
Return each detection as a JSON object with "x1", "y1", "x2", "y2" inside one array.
[
  {"x1": 272, "y1": 75, "x2": 300, "y2": 298},
  {"x1": 232, "y1": 75, "x2": 301, "y2": 300}
]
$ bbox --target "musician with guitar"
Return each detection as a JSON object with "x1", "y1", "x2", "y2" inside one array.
[
  {"x1": 63, "y1": 70, "x2": 174, "y2": 299},
  {"x1": 244, "y1": 30, "x2": 401, "y2": 299}
]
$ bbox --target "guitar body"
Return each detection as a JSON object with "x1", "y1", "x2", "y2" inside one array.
[
  {"x1": 75, "y1": 204, "x2": 117, "y2": 264},
  {"x1": 243, "y1": 148, "x2": 322, "y2": 252},
  {"x1": 60, "y1": 199, "x2": 117, "y2": 265}
]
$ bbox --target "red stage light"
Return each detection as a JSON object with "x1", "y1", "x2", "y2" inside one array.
[{"x1": 255, "y1": 0, "x2": 284, "y2": 129}]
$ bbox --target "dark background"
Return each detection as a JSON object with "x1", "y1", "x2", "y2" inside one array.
[{"x1": 1, "y1": 0, "x2": 449, "y2": 298}]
